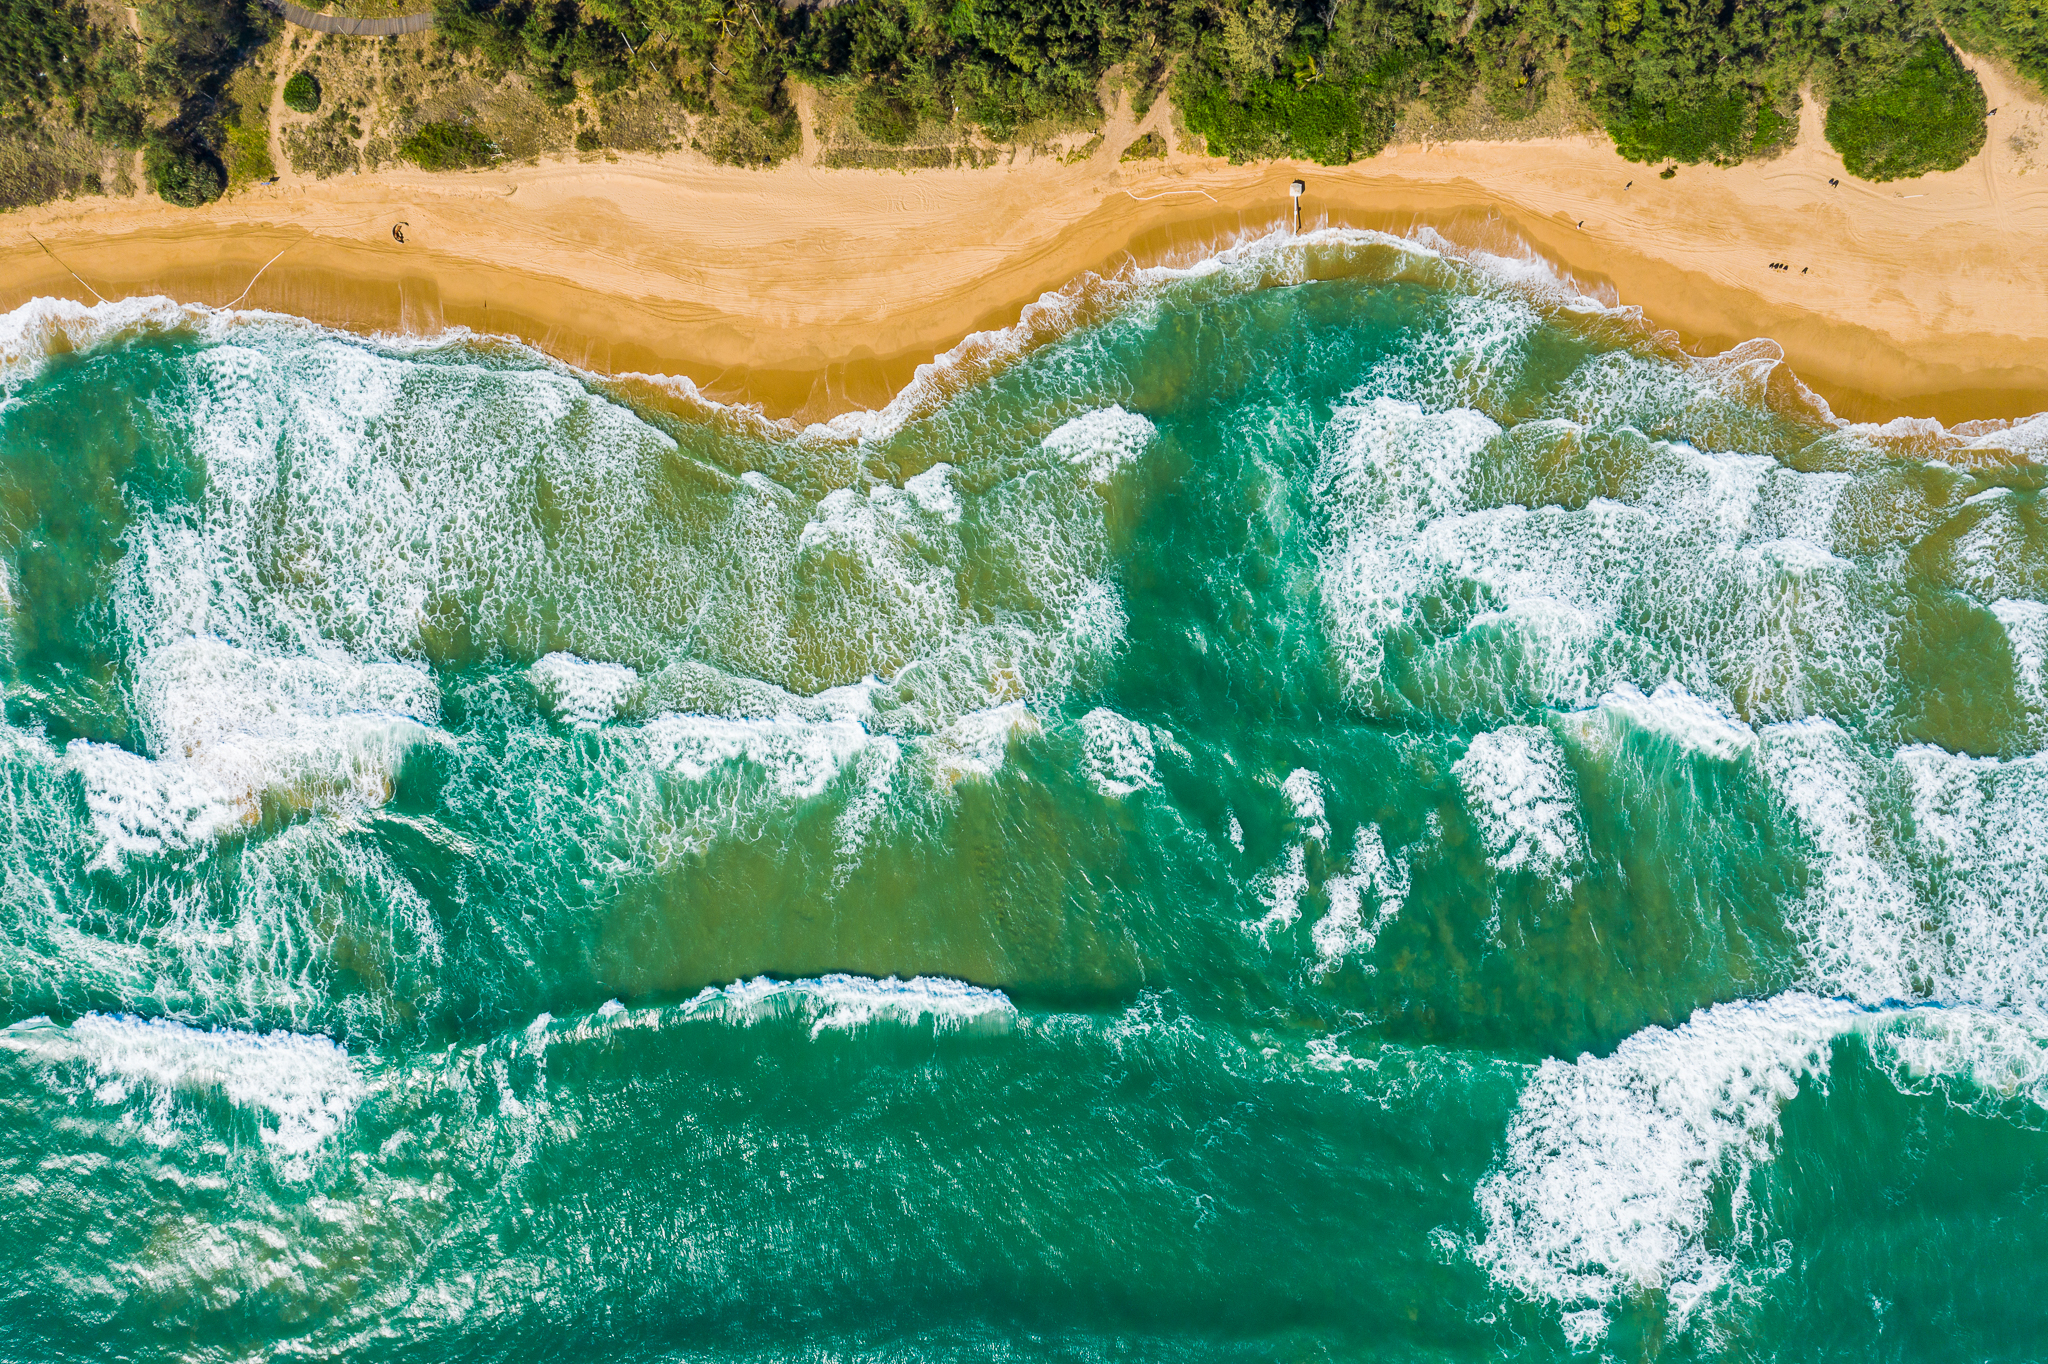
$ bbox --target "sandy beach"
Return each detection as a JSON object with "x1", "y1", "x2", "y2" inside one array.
[{"x1": 8, "y1": 57, "x2": 2048, "y2": 426}]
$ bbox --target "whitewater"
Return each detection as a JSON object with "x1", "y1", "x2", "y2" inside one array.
[{"x1": 5, "y1": 231, "x2": 2048, "y2": 1362}]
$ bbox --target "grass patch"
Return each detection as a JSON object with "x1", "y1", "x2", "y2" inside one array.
[
  {"x1": 397, "y1": 118, "x2": 494, "y2": 170},
  {"x1": 1120, "y1": 130, "x2": 1167, "y2": 160},
  {"x1": 853, "y1": 86, "x2": 920, "y2": 146},
  {"x1": 224, "y1": 117, "x2": 274, "y2": 185}
]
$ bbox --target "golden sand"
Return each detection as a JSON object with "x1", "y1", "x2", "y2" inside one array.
[{"x1": 9, "y1": 58, "x2": 2048, "y2": 425}]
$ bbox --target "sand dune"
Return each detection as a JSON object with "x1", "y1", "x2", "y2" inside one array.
[{"x1": 8, "y1": 58, "x2": 2048, "y2": 425}]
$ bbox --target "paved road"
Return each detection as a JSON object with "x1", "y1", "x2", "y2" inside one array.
[{"x1": 273, "y1": 1, "x2": 434, "y2": 34}]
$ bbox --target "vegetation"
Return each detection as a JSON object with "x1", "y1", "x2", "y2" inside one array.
[
  {"x1": 450, "y1": 0, "x2": 2000, "y2": 176},
  {"x1": 0, "y1": 0, "x2": 2026, "y2": 213},
  {"x1": 1122, "y1": 129, "x2": 1168, "y2": 159},
  {"x1": 1937, "y1": 0, "x2": 2048, "y2": 98},
  {"x1": 143, "y1": 127, "x2": 225, "y2": 205},
  {"x1": 284, "y1": 71, "x2": 322, "y2": 113},
  {"x1": 1825, "y1": 32, "x2": 1988, "y2": 178},
  {"x1": 398, "y1": 118, "x2": 495, "y2": 169}
]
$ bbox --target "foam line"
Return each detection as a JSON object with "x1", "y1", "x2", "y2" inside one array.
[{"x1": 0, "y1": 1013, "x2": 365, "y2": 1179}]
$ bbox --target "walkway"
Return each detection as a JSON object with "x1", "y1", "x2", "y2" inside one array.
[{"x1": 273, "y1": 1, "x2": 434, "y2": 35}]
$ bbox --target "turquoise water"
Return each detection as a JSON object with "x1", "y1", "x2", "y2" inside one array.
[{"x1": 5, "y1": 232, "x2": 2048, "y2": 1361}]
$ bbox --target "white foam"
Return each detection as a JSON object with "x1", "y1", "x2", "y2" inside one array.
[
  {"x1": 1079, "y1": 707, "x2": 1158, "y2": 796},
  {"x1": 66, "y1": 637, "x2": 444, "y2": 868},
  {"x1": 1943, "y1": 497, "x2": 2033, "y2": 602},
  {"x1": 636, "y1": 657, "x2": 877, "y2": 726},
  {"x1": 528, "y1": 653, "x2": 639, "y2": 729},
  {"x1": 1321, "y1": 397, "x2": 1497, "y2": 533},
  {"x1": 1747, "y1": 716, "x2": 2048, "y2": 1012},
  {"x1": 1363, "y1": 290, "x2": 1540, "y2": 413},
  {"x1": 1895, "y1": 745, "x2": 2048, "y2": 1011},
  {"x1": 65, "y1": 742, "x2": 248, "y2": 865},
  {"x1": 643, "y1": 711, "x2": 877, "y2": 802},
  {"x1": 1251, "y1": 769, "x2": 1332, "y2": 937},
  {"x1": 1480, "y1": 993, "x2": 2048, "y2": 1344},
  {"x1": 564, "y1": 973, "x2": 1017, "y2": 1042},
  {"x1": 1281, "y1": 768, "x2": 1330, "y2": 844},
  {"x1": 903, "y1": 462, "x2": 964, "y2": 522},
  {"x1": 1455, "y1": 726, "x2": 1584, "y2": 883},
  {"x1": 926, "y1": 702, "x2": 1039, "y2": 784},
  {"x1": 1994, "y1": 599, "x2": 2048, "y2": 723},
  {"x1": 1757, "y1": 719, "x2": 1915, "y2": 1003},
  {"x1": 1474, "y1": 993, "x2": 1862, "y2": 1341},
  {"x1": 0, "y1": 295, "x2": 207, "y2": 397},
  {"x1": 0, "y1": 1012, "x2": 364, "y2": 1179},
  {"x1": 1869, "y1": 1006, "x2": 2048, "y2": 1124},
  {"x1": 1593, "y1": 681, "x2": 1757, "y2": 760},
  {"x1": 1042, "y1": 405, "x2": 1157, "y2": 482},
  {"x1": 831, "y1": 740, "x2": 901, "y2": 880},
  {"x1": 1254, "y1": 843, "x2": 1311, "y2": 936},
  {"x1": 1314, "y1": 383, "x2": 1877, "y2": 722},
  {"x1": 1309, "y1": 824, "x2": 1412, "y2": 974}
]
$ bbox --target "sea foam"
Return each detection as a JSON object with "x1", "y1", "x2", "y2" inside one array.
[
  {"x1": 67, "y1": 637, "x2": 445, "y2": 868},
  {"x1": 1475, "y1": 994, "x2": 1859, "y2": 1344},
  {"x1": 0, "y1": 1012, "x2": 365, "y2": 1179},
  {"x1": 1455, "y1": 726, "x2": 1585, "y2": 885},
  {"x1": 558, "y1": 973, "x2": 1018, "y2": 1043}
]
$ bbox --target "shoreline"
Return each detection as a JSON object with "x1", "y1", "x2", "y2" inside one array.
[{"x1": 8, "y1": 68, "x2": 2048, "y2": 427}]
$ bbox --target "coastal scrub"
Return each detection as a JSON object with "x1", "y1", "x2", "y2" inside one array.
[
  {"x1": 1824, "y1": 33, "x2": 1988, "y2": 178},
  {"x1": 398, "y1": 119, "x2": 496, "y2": 169}
]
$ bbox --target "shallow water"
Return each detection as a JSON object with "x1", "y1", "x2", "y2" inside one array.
[{"x1": 6, "y1": 232, "x2": 2048, "y2": 1361}]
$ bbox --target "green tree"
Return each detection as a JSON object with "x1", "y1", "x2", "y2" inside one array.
[
  {"x1": 143, "y1": 129, "x2": 225, "y2": 205},
  {"x1": 1937, "y1": 0, "x2": 2048, "y2": 95},
  {"x1": 1557, "y1": 0, "x2": 1816, "y2": 164},
  {"x1": 1825, "y1": 31, "x2": 1987, "y2": 178},
  {"x1": 283, "y1": 70, "x2": 321, "y2": 113}
]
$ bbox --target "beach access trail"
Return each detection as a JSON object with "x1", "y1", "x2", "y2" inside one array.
[{"x1": 8, "y1": 61, "x2": 2048, "y2": 425}]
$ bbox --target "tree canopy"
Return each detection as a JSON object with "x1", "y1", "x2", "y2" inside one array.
[{"x1": 0, "y1": 0, "x2": 2024, "y2": 210}]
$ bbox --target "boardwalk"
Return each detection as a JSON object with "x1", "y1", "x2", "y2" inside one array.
[{"x1": 273, "y1": 1, "x2": 434, "y2": 34}]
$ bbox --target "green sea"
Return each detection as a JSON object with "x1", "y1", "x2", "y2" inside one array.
[{"x1": 5, "y1": 231, "x2": 2048, "y2": 1363}]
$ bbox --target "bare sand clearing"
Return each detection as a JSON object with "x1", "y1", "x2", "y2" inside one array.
[{"x1": 8, "y1": 58, "x2": 2048, "y2": 425}]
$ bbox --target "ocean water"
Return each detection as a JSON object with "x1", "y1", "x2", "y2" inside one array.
[{"x1": 5, "y1": 230, "x2": 2048, "y2": 1362}]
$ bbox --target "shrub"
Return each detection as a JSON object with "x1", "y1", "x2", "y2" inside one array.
[
  {"x1": 1179, "y1": 71, "x2": 1383, "y2": 166},
  {"x1": 1606, "y1": 91, "x2": 1754, "y2": 166},
  {"x1": 1935, "y1": 0, "x2": 2048, "y2": 96},
  {"x1": 574, "y1": 125, "x2": 602, "y2": 151},
  {"x1": 853, "y1": 86, "x2": 919, "y2": 145},
  {"x1": 1752, "y1": 98, "x2": 1800, "y2": 156},
  {"x1": 1825, "y1": 34, "x2": 1987, "y2": 179},
  {"x1": 1120, "y1": 130, "x2": 1168, "y2": 161},
  {"x1": 282, "y1": 70, "x2": 320, "y2": 113},
  {"x1": 87, "y1": 99, "x2": 146, "y2": 148},
  {"x1": 143, "y1": 130, "x2": 224, "y2": 206},
  {"x1": 397, "y1": 119, "x2": 495, "y2": 169}
]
